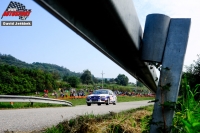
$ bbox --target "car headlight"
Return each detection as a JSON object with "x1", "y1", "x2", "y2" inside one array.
[{"x1": 87, "y1": 96, "x2": 91, "y2": 99}]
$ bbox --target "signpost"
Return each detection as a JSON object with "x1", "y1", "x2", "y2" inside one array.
[{"x1": 101, "y1": 71, "x2": 105, "y2": 89}]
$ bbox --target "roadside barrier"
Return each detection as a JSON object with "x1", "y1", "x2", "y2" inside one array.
[{"x1": 0, "y1": 95, "x2": 72, "y2": 106}]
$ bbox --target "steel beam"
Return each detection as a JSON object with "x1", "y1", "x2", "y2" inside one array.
[
  {"x1": 0, "y1": 95, "x2": 73, "y2": 106},
  {"x1": 33, "y1": 0, "x2": 158, "y2": 92}
]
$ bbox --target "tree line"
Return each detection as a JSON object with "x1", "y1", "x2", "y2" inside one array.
[
  {"x1": 63, "y1": 69, "x2": 131, "y2": 88},
  {"x1": 0, "y1": 53, "x2": 82, "y2": 78},
  {"x1": 0, "y1": 65, "x2": 132, "y2": 95},
  {"x1": 0, "y1": 64, "x2": 58, "y2": 94},
  {"x1": 0, "y1": 54, "x2": 136, "y2": 95}
]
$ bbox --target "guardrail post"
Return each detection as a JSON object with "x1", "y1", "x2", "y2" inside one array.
[
  {"x1": 30, "y1": 102, "x2": 33, "y2": 107},
  {"x1": 149, "y1": 18, "x2": 191, "y2": 132},
  {"x1": 141, "y1": 14, "x2": 191, "y2": 132}
]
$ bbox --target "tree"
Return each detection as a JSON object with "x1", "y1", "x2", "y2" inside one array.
[
  {"x1": 52, "y1": 71, "x2": 60, "y2": 80},
  {"x1": 63, "y1": 75, "x2": 68, "y2": 82},
  {"x1": 92, "y1": 76, "x2": 98, "y2": 84},
  {"x1": 136, "y1": 80, "x2": 144, "y2": 87},
  {"x1": 98, "y1": 79, "x2": 102, "y2": 83},
  {"x1": 105, "y1": 78, "x2": 108, "y2": 84},
  {"x1": 115, "y1": 74, "x2": 129, "y2": 86},
  {"x1": 183, "y1": 55, "x2": 200, "y2": 88},
  {"x1": 80, "y1": 70, "x2": 93, "y2": 85},
  {"x1": 181, "y1": 54, "x2": 200, "y2": 100},
  {"x1": 0, "y1": 64, "x2": 61, "y2": 94},
  {"x1": 67, "y1": 76, "x2": 80, "y2": 88},
  {"x1": 109, "y1": 78, "x2": 115, "y2": 83},
  {"x1": 57, "y1": 81, "x2": 71, "y2": 89}
]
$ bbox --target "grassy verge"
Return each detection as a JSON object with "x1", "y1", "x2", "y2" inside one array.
[
  {"x1": 117, "y1": 96, "x2": 154, "y2": 102},
  {"x1": 60, "y1": 96, "x2": 155, "y2": 106},
  {"x1": 172, "y1": 82, "x2": 200, "y2": 133},
  {"x1": 62, "y1": 96, "x2": 154, "y2": 106},
  {"x1": 0, "y1": 102, "x2": 63, "y2": 109},
  {"x1": 44, "y1": 105, "x2": 153, "y2": 133},
  {"x1": 0, "y1": 96, "x2": 154, "y2": 109}
]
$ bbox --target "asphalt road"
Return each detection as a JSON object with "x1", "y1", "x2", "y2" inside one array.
[{"x1": 0, "y1": 100, "x2": 153, "y2": 133}]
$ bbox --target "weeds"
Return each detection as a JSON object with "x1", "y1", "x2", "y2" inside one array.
[
  {"x1": 45, "y1": 125, "x2": 63, "y2": 133},
  {"x1": 44, "y1": 105, "x2": 153, "y2": 133},
  {"x1": 172, "y1": 78, "x2": 200, "y2": 133}
]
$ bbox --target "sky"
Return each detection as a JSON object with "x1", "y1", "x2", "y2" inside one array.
[{"x1": 0, "y1": 0, "x2": 200, "y2": 83}]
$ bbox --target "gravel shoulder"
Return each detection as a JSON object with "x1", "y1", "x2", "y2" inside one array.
[{"x1": 0, "y1": 100, "x2": 153, "y2": 133}]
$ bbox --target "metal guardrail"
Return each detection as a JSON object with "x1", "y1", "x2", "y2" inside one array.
[
  {"x1": 0, "y1": 95, "x2": 73, "y2": 106},
  {"x1": 34, "y1": 0, "x2": 158, "y2": 92}
]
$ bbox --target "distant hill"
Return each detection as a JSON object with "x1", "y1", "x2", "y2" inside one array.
[{"x1": 0, "y1": 53, "x2": 82, "y2": 78}]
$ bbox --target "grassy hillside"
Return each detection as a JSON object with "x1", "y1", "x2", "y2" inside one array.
[{"x1": 0, "y1": 53, "x2": 81, "y2": 78}]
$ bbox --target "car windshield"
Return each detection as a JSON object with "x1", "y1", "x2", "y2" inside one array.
[{"x1": 93, "y1": 90, "x2": 108, "y2": 94}]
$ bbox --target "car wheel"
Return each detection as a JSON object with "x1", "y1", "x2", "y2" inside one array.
[
  {"x1": 87, "y1": 103, "x2": 91, "y2": 106},
  {"x1": 97, "y1": 103, "x2": 101, "y2": 106},
  {"x1": 106, "y1": 99, "x2": 110, "y2": 105},
  {"x1": 113, "y1": 99, "x2": 117, "y2": 105}
]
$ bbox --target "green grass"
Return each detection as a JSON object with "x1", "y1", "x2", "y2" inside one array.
[
  {"x1": 66, "y1": 98, "x2": 87, "y2": 106},
  {"x1": 0, "y1": 102, "x2": 63, "y2": 109},
  {"x1": 117, "y1": 96, "x2": 154, "y2": 102},
  {"x1": 66, "y1": 96, "x2": 154, "y2": 106}
]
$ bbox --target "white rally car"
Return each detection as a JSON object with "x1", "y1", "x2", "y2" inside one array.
[{"x1": 86, "y1": 89, "x2": 117, "y2": 106}]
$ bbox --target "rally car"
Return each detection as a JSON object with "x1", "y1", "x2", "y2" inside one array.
[{"x1": 86, "y1": 89, "x2": 117, "y2": 106}]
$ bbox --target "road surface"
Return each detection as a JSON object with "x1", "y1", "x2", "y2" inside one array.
[{"x1": 0, "y1": 100, "x2": 153, "y2": 132}]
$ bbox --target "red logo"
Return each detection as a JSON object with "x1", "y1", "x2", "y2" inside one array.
[{"x1": 1, "y1": 1, "x2": 31, "y2": 20}]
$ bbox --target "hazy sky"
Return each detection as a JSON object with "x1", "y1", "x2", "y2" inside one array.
[{"x1": 0, "y1": 0, "x2": 199, "y2": 83}]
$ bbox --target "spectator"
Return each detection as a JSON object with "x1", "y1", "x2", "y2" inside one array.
[
  {"x1": 44, "y1": 93, "x2": 48, "y2": 98},
  {"x1": 73, "y1": 91, "x2": 76, "y2": 99},
  {"x1": 54, "y1": 91, "x2": 58, "y2": 98},
  {"x1": 60, "y1": 92, "x2": 64, "y2": 98}
]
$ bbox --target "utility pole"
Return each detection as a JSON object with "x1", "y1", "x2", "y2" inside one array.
[{"x1": 101, "y1": 71, "x2": 105, "y2": 89}]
